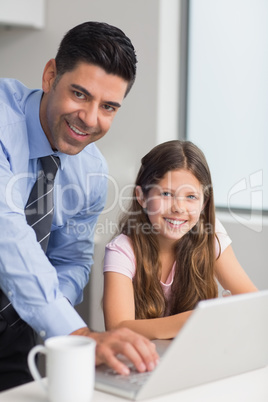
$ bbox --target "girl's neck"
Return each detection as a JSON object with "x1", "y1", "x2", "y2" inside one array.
[
  {"x1": 158, "y1": 236, "x2": 177, "y2": 255},
  {"x1": 159, "y1": 245, "x2": 176, "y2": 284}
]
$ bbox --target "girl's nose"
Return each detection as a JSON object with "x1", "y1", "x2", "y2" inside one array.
[{"x1": 171, "y1": 197, "x2": 186, "y2": 213}]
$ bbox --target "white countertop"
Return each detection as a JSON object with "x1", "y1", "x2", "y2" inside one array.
[{"x1": 1, "y1": 365, "x2": 268, "y2": 402}]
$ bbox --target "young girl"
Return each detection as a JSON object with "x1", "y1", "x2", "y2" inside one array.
[{"x1": 103, "y1": 140, "x2": 257, "y2": 340}]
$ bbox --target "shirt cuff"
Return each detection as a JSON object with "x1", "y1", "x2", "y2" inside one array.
[
  {"x1": 59, "y1": 282, "x2": 83, "y2": 306},
  {"x1": 27, "y1": 296, "x2": 87, "y2": 340}
]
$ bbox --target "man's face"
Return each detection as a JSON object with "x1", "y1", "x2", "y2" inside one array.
[{"x1": 40, "y1": 60, "x2": 128, "y2": 155}]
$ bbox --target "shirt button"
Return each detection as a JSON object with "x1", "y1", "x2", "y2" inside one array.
[
  {"x1": 39, "y1": 330, "x2": 46, "y2": 338},
  {"x1": 7, "y1": 291, "x2": 12, "y2": 298}
]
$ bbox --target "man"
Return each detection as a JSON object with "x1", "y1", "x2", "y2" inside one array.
[{"x1": 0, "y1": 21, "x2": 158, "y2": 391}]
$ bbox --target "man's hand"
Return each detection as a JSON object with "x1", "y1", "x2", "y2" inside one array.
[{"x1": 70, "y1": 327, "x2": 159, "y2": 375}]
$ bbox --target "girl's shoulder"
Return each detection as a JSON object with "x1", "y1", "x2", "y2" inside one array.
[
  {"x1": 215, "y1": 218, "x2": 232, "y2": 255},
  {"x1": 106, "y1": 233, "x2": 133, "y2": 251},
  {"x1": 104, "y1": 234, "x2": 136, "y2": 279}
]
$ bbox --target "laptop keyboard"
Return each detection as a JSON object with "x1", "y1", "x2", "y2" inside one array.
[{"x1": 102, "y1": 365, "x2": 152, "y2": 387}]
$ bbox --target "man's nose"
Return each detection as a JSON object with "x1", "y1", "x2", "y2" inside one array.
[{"x1": 78, "y1": 103, "x2": 98, "y2": 127}]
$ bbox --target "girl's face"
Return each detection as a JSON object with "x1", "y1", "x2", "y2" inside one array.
[{"x1": 136, "y1": 169, "x2": 205, "y2": 247}]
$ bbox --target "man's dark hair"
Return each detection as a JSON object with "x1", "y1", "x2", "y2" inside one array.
[{"x1": 55, "y1": 21, "x2": 137, "y2": 96}]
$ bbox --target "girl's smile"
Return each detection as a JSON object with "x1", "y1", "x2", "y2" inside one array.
[{"x1": 164, "y1": 218, "x2": 187, "y2": 228}]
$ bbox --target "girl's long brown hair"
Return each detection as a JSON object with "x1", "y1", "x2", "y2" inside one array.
[{"x1": 118, "y1": 140, "x2": 218, "y2": 319}]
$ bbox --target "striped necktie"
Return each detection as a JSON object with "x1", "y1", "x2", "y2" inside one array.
[
  {"x1": 0, "y1": 155, "x2": 60, "y2": 327},
  {"x1": 25, "y1": 155, "x2": 60, "y2": 252}
]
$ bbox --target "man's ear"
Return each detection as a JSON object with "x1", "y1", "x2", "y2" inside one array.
[
  {"x1": 135, "y1": 186, "x2": 147, "y2": 208},
  {"x1": 42, "y1": 59, "x2": 57, "y2": 93}
]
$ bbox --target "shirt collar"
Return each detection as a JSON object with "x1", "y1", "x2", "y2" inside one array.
[{"x1": 25, "y1": 89, "x2": 68, "y2": 169}]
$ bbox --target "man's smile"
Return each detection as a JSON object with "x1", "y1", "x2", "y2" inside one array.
[{"x1": 68, "y1": 122, "x2": 89, "y2": 136}]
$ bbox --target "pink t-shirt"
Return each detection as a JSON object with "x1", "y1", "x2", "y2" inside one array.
[{"x1": 103, "y1": 219, "x2": 231, "y2": 301}]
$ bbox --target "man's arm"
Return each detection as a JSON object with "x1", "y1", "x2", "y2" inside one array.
[{"x1": 0, "y1": 144, "x2": 87, "y2": 337}]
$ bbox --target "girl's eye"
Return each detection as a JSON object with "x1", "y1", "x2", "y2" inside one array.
[
  {"x1": 187, "y1": 194, "x2": 197, "y2": 200},
  {"x1": 74, "y1": 91, "x2": 86, "y2": 100},
  {"x1": 162, "y1": 191, "x2": 173, "y2": 197}
]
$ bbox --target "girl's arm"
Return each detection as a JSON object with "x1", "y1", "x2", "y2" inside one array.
[
  {"x1": 214, "y1": 245, "x2": 258, "y2": 294},
  {"x1": 103, "y1": 272, "x2": 191, "y2": 340}
]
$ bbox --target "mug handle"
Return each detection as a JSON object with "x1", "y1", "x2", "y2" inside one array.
[{"x1": 27, "y1": 344, "x2": 47, "y2": 392}]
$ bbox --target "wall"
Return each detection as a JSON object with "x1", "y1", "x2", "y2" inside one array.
[
  {"x1": 217, "y1": 212, "x2": 268, "y2": 292},
  {"x1": 0, "y1": 0, "x2": 267, "y2": 333},
  {"x1": 187, "y1": 0, "x2": 268, "y2": 211}
]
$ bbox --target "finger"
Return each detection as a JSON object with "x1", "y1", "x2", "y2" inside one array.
[
  {"x1": 137, "y1": 339, "x2": 159, "y2": 372},
  {"x1": 120, "y1": 337, "x2": 158, "y2": 373},
  {"x1": 102, "y1": 351, "x2": 131, "y2": 376},
  {"x1": 99, "y1": 341, "x2": 148, "y2": 374},
  {"x1": 94, "y1": 329, "x2": 159, "y2": 375},
  {"x1": 117, "y1": 329, "x2": 159, "y2": 372},
  {"x1": 95, "y1": 341, "x2": 131, "y2": 375}
]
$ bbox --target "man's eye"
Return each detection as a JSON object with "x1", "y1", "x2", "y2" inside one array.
[
  {"x1": 74, "y1": 91, "x2": 86, "y2": 100},
  {"x1": 102, "y1": 104, "x2": 116, "y2": 112}
]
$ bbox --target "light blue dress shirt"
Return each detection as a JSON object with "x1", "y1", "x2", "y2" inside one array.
[{"x1": 0, "y1": 79, "x2": 108, "y2": 339}]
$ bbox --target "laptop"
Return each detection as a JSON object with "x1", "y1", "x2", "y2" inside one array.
[{"x1": 95, "y1": 290, "x2": 268, "y2": 400}]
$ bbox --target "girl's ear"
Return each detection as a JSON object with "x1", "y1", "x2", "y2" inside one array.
[
  {"x1": 135, "y1": 186, "x2": 147, "y2": 208},
  {"x1": 42, "y1": 59, "x2": 57, "y2": 93}
]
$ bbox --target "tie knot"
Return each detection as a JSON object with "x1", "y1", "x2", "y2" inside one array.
[{"x1": 40, "y1": 155, "x2": 60, "y2": 181}]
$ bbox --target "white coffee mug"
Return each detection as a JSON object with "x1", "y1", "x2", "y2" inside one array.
[{"x1": 28, "y1": 335, "x2": 96, "y2": 402}]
